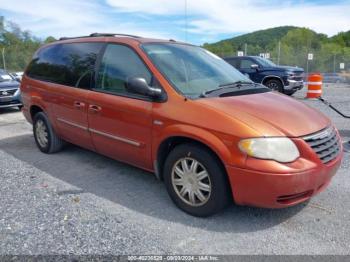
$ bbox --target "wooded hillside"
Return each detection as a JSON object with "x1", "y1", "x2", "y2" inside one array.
[{"x1": 203, "y1": 26, "x2": 350, "y2": 72}]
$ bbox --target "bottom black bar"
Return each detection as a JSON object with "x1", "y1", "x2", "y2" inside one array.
[{"x1": 0, "y1": 255, "x2": 349, "y2": 262}]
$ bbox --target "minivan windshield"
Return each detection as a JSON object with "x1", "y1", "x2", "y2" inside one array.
[{"x1": 142, "y1": 43, "x2": 259, "y2": 98}]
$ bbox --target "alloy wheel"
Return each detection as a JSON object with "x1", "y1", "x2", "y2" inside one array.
[
  {"x1": 35, "y1": 119, "x2": 48, "y2": 148},
  {"x1": 171, "y1": 157, "x2": 212, "y2": 207},
  {"x1": 267, "y1": 82, "x2": 279, "y2": 91}
]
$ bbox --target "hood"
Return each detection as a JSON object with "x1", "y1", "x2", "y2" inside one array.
[
  {"x1": 0, "y1": 80, "x2": 20, "y2": 89},
  {"x1": 265, "y1": 65, "x2": 304, "y2": 73},
  {"x1": 198, "y1": 92, "x2": 330, "y2": 137}
]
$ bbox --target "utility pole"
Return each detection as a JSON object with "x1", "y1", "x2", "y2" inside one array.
[
  {"x1": 333, "y1": 54, "x2": 336, "y2": 73},
  {"x1": 244, "y1": 43, "x2": 247, "y2": 56},
  {"x1": 1, "y1": 47, "x2": 5, "y2": 71},
  {"x1": 185, "y1": 0, "x2": 188, "y2": 42},
  {"x1": 277, "y1": 41, "x2": 281, "y2": 65}
]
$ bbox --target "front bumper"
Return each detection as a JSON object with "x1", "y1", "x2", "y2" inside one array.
[
  {"x1": 284, "y1": 79, "x2": 304, "y2": 91},
  {"x1": 0, "y1": 89, "x2": 22, "y2": 108},
  {"x1": 225, "y1": 151, "x2": 343, "y2": 208}
]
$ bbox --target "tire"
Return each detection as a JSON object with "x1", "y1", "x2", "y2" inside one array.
[
  {"x1": 264, "y1": 79, "x2": 284, "y2": 93},
  {"x1": 18, "y1": 105, "x2": 23, "y2": 111},
  {"x1": 33, "y1": 112, "x2": 65, "y2": 153},
  {"x1": 163, "y1": 143, "x2": 231, "y2": 217}
]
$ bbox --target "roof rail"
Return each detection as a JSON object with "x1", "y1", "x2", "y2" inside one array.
[
  {"x1": 58, "y1": 33, "x2": 142, "y2": 41},
  {"x1": 89, "y1": 33, "x2": 142, "y2": 38},
  {"x1": 59, "y1": 35, "x2": 90, "y2": 41}
]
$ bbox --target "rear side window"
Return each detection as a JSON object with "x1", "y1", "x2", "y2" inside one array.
[
  {"x1": 95, "y1": 44, "x2": 152, "y2": 96},
  {"x1": 26, "y1": 42, "x2": 103, "y2": 88}
]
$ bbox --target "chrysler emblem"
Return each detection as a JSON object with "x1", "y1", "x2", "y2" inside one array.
[{"x1": 2, "y1": 91, "x2": 9, "y2": 96}]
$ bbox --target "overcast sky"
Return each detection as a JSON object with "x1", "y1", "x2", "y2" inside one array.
[{"x1": 0, "y1": 0, "x2": 349, "y2": 44}]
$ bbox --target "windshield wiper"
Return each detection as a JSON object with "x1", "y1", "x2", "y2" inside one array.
[
  {"x1": 218, "y1": 80, "x2": 254, "y2": 88},
  {"x1": 200, "y1": 81, "x2": 255, "y2": 97}
]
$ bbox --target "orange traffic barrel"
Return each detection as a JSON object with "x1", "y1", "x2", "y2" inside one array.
[{"x1": 306, "y1": 74, "x2": 322, "y2": 99}]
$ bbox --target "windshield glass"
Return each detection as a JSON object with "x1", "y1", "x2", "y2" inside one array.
[
  {"x1": 0, "y1": 70, "x2": 13, "y2": 82},
  {"x1": 255, "y1": 57, "x2": 276, "y2": 67},
  {"x1": 142, "y1": 43, "x2": 253, "y2": 98}
]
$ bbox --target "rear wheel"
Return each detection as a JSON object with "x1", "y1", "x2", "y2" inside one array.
[
  {"x1": 163, "y1": 144, "x2": 231, "y2": 217},
  {"x1": 264, "y1": 79, "x2": 284, "y2": 93},
  {"x1": 33, "y1": 112, "x2": 65, "y2": 153}
]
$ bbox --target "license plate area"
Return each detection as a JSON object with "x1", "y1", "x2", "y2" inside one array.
[{"x1": 0, "y1": 96, "x2": 13, "y2": 102}]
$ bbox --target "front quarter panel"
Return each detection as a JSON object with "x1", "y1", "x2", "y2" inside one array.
[
  {"x1": 260, "y1": 69, "x2": 285, "y2": 83},
  {"x1": 154, "y1": 124, "x2": 240, "y2": 167},
  {"x1": 150, "y1": 97, "x2": 261, "y2": 169}
]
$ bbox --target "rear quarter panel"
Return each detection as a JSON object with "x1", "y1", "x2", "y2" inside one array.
[{"x1": 20, "y1": 76, "x2": 56, "y2": 128}]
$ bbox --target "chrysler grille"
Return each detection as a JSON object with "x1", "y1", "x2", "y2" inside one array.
[
  {"x1": 303, "y1": 126, "x2": 341, "y2": 164},
  {"x1": 0, "y1": 89, "x2": 17, "y2": 97}
]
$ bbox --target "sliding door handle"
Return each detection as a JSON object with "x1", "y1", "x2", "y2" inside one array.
[{"x1": 74, "y1": 101, "x2": 85, "y2": 109}]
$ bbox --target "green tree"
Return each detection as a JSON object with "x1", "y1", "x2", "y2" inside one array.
[
  {"x1": 44, "y1": 36, "x2": 57, "y2": 44},
  {"x1": 203, "y1": 26, "x2": 350, "y2": 73},
  {"x1": 0, "y1": 17, "x2": 45, "y2": 71}
]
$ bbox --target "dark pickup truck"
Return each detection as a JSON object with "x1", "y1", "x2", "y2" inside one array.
[{"x1": 224, "y1": 56, "x2": 304, "y2": 95}]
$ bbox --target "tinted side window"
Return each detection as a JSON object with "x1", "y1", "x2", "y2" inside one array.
[
  {"x1": 240, "y1": 59, "x2": 255, "y2": 69},
  {"x1": 26, "y1": 43, "x2": 103, "y2": 88},
  {"x1": 226, "y1": 58, "x2": 239, "y2": 68},
  {"x1": 95, "y1": 44, "x2": 152, "y2": 96}
]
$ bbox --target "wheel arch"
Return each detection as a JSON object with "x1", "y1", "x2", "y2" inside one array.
[
  {"x1": 29, "y1": 95, "x2": 48, "y2": 122},
  {"x1": 154, "y1": 125, "x2": 232, "y2": 181},
  {"x1": 262, "y1": 75, "x2": 284, "y2": 86},
  {"x1": 30, "y1": 104, "x2": 44, "y2": 120}
]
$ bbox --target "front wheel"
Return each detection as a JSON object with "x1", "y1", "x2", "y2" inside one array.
[
  {"x1": 163, "y1": 144, "x2": 231, "y2": 217},
  {"x1": 264, "y1": 79, "x2": 284, "y2": 93}
]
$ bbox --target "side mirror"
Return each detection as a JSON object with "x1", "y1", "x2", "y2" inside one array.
[
  {"x1": 251, "y1": 64, "x2": 259, "y2": 70},
  {"x1": 126, "y1": 77, "x2": 162, "y2": 98}
]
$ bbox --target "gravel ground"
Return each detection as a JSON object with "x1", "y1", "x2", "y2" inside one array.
[{"x1": 0, "y1": 84, "x2": 349, "y2": 255}]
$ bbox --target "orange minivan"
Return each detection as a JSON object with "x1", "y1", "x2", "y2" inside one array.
[{"x1": 20, "y1": 33, "x2": 343, "y2": 217}]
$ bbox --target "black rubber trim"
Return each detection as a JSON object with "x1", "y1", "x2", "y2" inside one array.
[{"x1": 219, "y1": 88, "x2": 271, "y2": 97}]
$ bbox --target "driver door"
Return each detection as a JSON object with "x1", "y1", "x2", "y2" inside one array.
[
  {"x1": 238, "y1": 58, "x2": 259, "y2": 82},
  {"x1": 87, "y1": 44, "x2": 154, "y2": 170}
]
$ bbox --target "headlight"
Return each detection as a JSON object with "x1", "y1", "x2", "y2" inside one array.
[
  {"x1": 287, "y1": 73, "x2": 295, "y2": 80},
  {"x1": 239, "y1": 137, "x2": 300, "y2": 163}
]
